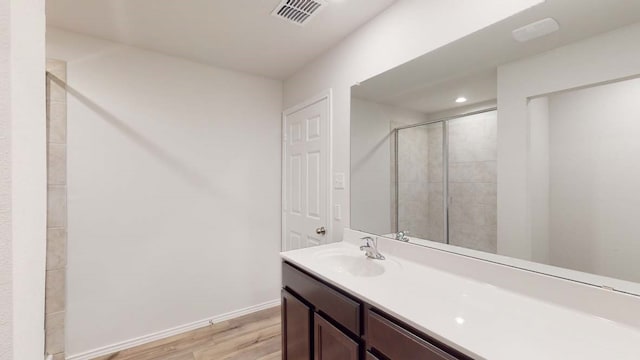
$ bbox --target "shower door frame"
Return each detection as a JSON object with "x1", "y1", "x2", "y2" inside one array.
[{"x1": 393, "y1": 107, "x2": 497, "y2": 245}]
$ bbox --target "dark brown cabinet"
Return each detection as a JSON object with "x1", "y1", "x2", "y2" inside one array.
[
  {"x1": 282, "y1": 290, "x2": 312, "y2": 360},
  {"x1": 365, "y1": 352, "x2": 380, "y2": 360},
  {"x1": 314, "y1": 313, "x2": 359, "y2": 360},
  {"x1": 282, "y1": 262, "x2": 361, "y2": 335},
  {"x1": 282, "y1": 262, "x2": 361, "y2": 360},
  {"x1": 367, "y1": 310, "x2": 459, "y2": 360},
  {"x1": 282, "y1": 262, "x2": 472, "y2": 360}
]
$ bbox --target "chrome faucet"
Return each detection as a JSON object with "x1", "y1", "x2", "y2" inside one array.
[
  {"x1": 360, "y1": 236, "x2": 385, "y2": 260},
  {"x1": 394, "y1": 230, "x2": 410, "y2": 242}
]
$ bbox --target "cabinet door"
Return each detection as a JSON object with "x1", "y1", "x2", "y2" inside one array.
[
  {"x1": 314, "y1": 313, "x2": 359, "y2": 360},
  {"x1": 282, "y1": 290, "x2": 312, "y2": 360}
]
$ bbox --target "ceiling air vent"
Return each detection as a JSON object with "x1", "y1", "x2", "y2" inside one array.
[{"x1": 272, "y1": 0, "x2": 327, "y2": 26}]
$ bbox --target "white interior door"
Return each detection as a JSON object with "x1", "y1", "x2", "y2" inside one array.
[{"x1": 283, "y1": 96, "x2": 330, "y2": 251}]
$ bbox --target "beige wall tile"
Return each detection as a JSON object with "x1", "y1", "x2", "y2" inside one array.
[
  {"x1": 46, "y1": 58, "x2": 67, "y2": 358},
  {"x1": 448, "y1": 113, "x2": 497, "y2": 163},
  {"x1": 47, "y1": 186, "x2": 67, "y2": 228},
  {"x1": 45, "y1": 312, "x2": 65, "y2": 354},
  {"x1": 0, "y1": 241, "x2": 9, "y2": 284},
  {"x1": 396, "y1": 112, "x2": 497, "y2": 251},
  {"x1": 48, "y1": 144, "x2": 66, "y2": 185},
  {"x1": 397, "y1": 126, "x2": 431, "y2": 239},
  {"x1": 48, "y1": 101, "x2": 67, "y2": 144},
  {"x1": 449, "y1": 182, "x2": 497, "y2": 206},
  {"x1": 485, "y1": 204, "x2": 497, "y2": 225},
  {"x1": 46, "y1": 269, "x2": 65, "y2": 314},
  {"x1": 47, "y1": 75, "x2": 67, "y2": 103},
  {"x1": 449, "y1": 202, "x2": 486, "y2": 226},
  {"x1": 449, "y1": 161, "x2": 496, "y2": 183},
  {"x1": 46, "y1": 228, "x2": 67, "y2": 270},
  {"x1": 450, "y1": 224, "x2": 497, "y2": 253},
  {"x1": 46, "y1": 59, "x2": 67, "y2": 80}
]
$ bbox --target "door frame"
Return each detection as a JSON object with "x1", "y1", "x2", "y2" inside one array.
[{"x1": 281, "y1": 89, "x2": 333, "y2": 250}]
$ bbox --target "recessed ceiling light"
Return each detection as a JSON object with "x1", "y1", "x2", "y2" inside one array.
[{"x1": 455, "y1": 97, "x2": 467, "y2": 103}]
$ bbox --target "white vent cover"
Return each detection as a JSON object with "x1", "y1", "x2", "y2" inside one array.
[
  {"x1": 272, "y1": 0, "x2": 327, "y2": 26},
  {"x1": 512, "y1": 18, "x2": 560, "y2": 42}
]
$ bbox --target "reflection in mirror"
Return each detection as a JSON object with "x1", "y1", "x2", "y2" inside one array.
[
  {"x1": 396, "y1": 121, "x2": 445, "y2": 245},
  {"x1": 446, "y1": 110, "x2": 497, "y2": 252},
  {"x1": 350, "y1": 0, "x2": 640, "y2": 293},
  {"x1": 529, "y1": 77, "x2": 640, "y2": 283},
  {"x1": 393, "y1": 109, "x2": 499, "y2": 253}
]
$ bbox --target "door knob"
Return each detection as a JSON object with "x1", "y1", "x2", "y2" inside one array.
[{"x1": 316, "y1": 227, "x2": 326, "y2": 235}]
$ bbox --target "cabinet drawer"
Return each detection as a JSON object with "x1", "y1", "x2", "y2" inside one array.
[
  {"x1": 366, "y1": 351, "x2": 381, "y2": 360},
  {"x1": 367, "y1": 310, "x2": 464, "y2": 360},
  {"x1": 283, "y1": 262, "x2": 361, "y2": 335}
]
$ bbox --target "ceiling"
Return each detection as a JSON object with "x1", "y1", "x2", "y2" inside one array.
[
  {"x1": 385, "y1": 70, "x2": 498, "y2": 115},
  {"x1": 352, "y1": 0, "x2": 640, "y2": 114},
  {"x1": 46, "y1": 0, "x2": 396, "y2": 79}
]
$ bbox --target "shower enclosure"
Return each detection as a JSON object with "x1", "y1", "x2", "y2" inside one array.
[{"x1": 393, "y1": 109, "x2": 497, "y2": 253}]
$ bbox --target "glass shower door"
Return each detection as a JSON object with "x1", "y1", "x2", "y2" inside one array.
[{"x1": 395, "y1": 122, "x2": 445, "y2": 243}]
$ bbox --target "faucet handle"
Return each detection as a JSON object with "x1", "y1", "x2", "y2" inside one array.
[
  {"x1": 360, "y1": 236, "x2": 375, "y2": 246},
  {"x1": 360, "y1": 236, "x2": 375, "y2": 251},
  {"x1": 360, "y1": 236, "x2": 384, "y2": 260},
  {"x1": 396, "y1": 230, "x2": 410, "y2": 242}
]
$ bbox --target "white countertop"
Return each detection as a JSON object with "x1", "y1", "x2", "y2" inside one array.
[{"x1": 281, "y1": 238, "x2": 640, "y2": 360}]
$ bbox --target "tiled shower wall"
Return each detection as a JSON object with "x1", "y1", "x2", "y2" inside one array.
[
  {"x1": 45, "y1": 59, "x2": 67, "y2": 360},
  {"x1": 395, "y1": 111, "x2": 497, "y2": 253},
  {"x1": 425, "y1": 124, "x2": 445, "y2": 242},
  {"x1": 447, "y1": 111, "x2": 497, "y2": 253},
  {"x1": 395, "y1": 123, "x2": 446, "y2": 242},
  {"x1": 396, "y1": 125, "x2": 431, "y2": 238}
]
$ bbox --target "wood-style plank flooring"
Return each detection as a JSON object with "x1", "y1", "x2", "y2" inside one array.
[{"x1": 93, "y1": 306, "x2": 281, "y2": 360}]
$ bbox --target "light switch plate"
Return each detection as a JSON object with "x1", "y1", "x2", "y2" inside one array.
[
  {"x1": 333, "y1": 173, "x2": 345, "y2": 189},
  {"x1": 334, "y1": 204, "x2": 342, "y2": 220}
]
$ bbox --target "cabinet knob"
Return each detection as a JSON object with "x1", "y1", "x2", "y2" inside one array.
[{"x1": 316, "y1": 227, "x2": 326, "y2": 235}]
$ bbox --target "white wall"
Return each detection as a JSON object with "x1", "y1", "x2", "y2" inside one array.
[
  {"x1": 350, "y1": 98, "x2": 426, "y2": 235},
  {"x1": 527, "y1": 97, "x2": 550, "y2": 264},
  {"x1": 545, "y1": 78, "x2": 640, "y2": 283},
  {"x1": 497, "y1": 22, "x2": 640, "y2": 260},
  {"x1": 284, "y1": 0, "x2": 543, "y2": 241},
  {"x1": 0, "y1": 0, "x2": 12, "y2": 357},
  {"x1": 46, "y1": 28, "x2": 283, "y2": 357},
  {"x1": 0, "y1": 1, "x2": 48, "y2": 359}
]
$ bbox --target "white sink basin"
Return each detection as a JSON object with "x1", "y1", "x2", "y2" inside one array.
[{"x1": 313, "y1": 248, "x2": 400, "y2": 277}]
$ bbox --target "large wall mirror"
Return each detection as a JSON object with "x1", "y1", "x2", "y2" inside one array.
[{"x1": 350, "y1": 0, "x2": 640, "y2": 295}]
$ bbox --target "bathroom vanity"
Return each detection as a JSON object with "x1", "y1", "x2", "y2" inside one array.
[
  {"x1": 280, "y1": 230, "x2": 640, "y2": 360},
  {"x1": 282, "y1": 262, "x2": 470, "y2": 360}
]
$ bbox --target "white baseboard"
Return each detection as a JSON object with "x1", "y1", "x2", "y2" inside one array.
[{"x1": 67, "y1": 299, "x2": 281, "y2": 360}]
